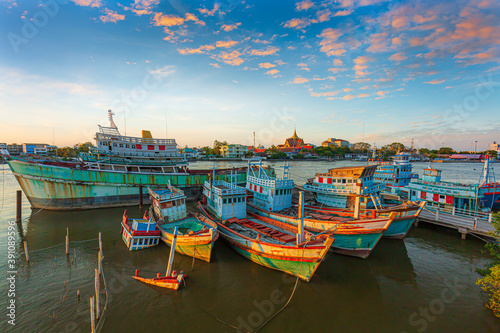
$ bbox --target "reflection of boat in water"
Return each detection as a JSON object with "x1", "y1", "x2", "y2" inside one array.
[
  {"x1": 4, "y1": 110, "x2": 247, "y2": 210},
  {"x1": 366, "y1": 238, "x2": 417, "y2": 285}
]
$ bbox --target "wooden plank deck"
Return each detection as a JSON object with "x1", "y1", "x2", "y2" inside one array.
[{"x1": 417, "y1": 209, "x2": 494, "y2": 240}]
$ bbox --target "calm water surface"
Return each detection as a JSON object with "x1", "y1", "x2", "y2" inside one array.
[{"x1": 0, "y1": 161, "x2": 499, "y2": 332}]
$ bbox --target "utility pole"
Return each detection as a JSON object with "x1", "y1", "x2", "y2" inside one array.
[{"x1": 475, "y1": 140, "x2": 478, "y2": 153}]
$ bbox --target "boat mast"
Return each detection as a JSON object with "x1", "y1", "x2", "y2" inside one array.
[
  {"x1": 297, "y1": 191, "x2": 305, "y2": 244},
  {"x1": 166, "y1": 227, "x2": 178, "y2": 277}
]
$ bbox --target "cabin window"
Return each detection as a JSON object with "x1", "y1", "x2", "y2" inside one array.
[
  {"x1": 119, "y1": 144, "x2": 123, "y2": 148},
  {"x1": 132, "y1": 145, "x2": 136, "y2": 149},
  {"x1": 342, "y1": 179, "x2": 346, "y2": 184},
  {"x1": 113, "y1": 143, "x2": 117, "y2": 147},
  {"x1": 126, "y1": 144, "x2": 130, "y2": 148},
  {"x1": 138, "y1": 239, "x2": 143, "y2": 245}
]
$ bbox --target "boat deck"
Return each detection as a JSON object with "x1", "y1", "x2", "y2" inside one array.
[{"x1": 159, "y1": 217, "x2": 209, "y2": 235}]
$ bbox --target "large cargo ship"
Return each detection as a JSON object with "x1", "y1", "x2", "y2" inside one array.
[{"x1": 5, "y1": 110, "x2": 248, "y2": 210}]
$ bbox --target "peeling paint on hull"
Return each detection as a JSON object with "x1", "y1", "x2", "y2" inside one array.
[{"x1": 8, "y1": 160, "x2": 247, "y2": 210}]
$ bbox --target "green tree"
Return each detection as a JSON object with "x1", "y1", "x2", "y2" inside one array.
[
  {"x1": 381, "y1": 142, "x2": 406, "y2": 154},
  {"x1": 419, "y1": 148, "x2": 431, "y2": 156},
  {"x1": 213, "y1": 140, "x2": 228, "y2": 156},
  {"x1": 438, "y1": 147, "x2": 455, "y2": 154},
  {"x1": 477, "y1": 213, "x2": 500, "y2": 317},
  {"x1": 352, "y1": 142, "x2": 371, "y2": 152}
]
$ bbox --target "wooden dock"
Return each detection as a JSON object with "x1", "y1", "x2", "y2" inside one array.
[{"x1": 417, "y1": 208, "x2": 495, "y2": 240}]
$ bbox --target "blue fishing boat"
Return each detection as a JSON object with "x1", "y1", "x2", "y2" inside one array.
[
  {"x1": 302, "y1": 165, "x2": 384, "y2": 209},
  {"x1": 245, "y1": 161, "x2": 394, "y2": 258},
  {"x1": 199, "y1": 175, "x2": 334, "y2": 282},
  {"x1": 372, "y1": 152, "x2": 419, "y2": 190}
]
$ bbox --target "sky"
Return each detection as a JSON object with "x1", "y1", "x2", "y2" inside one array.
[{"x1": 0, "y1": 0, "x2": 499, "y2": 151}]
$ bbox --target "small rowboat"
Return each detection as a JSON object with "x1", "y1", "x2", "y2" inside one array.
[
  {"x1": 132, "y1": 271, "x2": 186, "y2": 290},
  {"x1": 132, "y1": 227, "x2": 187, "y2": 290}
]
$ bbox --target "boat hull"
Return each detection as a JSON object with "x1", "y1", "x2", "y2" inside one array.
[
  {"x1": 160, "y1": 229, "x2": 218, "y2": 262},
  {"x1": 132, "y1": 276, "x2": 183, "y2": 290},
  {"x1": 247, "y1": 204, "x2": 391, "y2": 259},
  {"x1": 8, "y1": 159, "x2": 247, "y2": 210},
  {"x1": 218, "y1": 227, "x2": 333, "y2": 282}
]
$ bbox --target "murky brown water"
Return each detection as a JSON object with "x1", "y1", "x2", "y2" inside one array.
[{"x1": 1, "y1": 161, "x2": 499, "y2": 332}]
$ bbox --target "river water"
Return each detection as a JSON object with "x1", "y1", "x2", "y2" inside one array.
[{"x1": 1, "y1": 160, "x2": 499, "y2": 333}]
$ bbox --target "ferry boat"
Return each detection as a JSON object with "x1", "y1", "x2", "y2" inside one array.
[
  {"x1": 199, "y1": 176, "x2": 334, "y2": 282},
  {"x1": 244, "y1": 161, "x2": 395, "y2": 258},
  {"x1": 399, "y1": 161, "x2": 496, "y2": 233},
  {"x1": 121, "y1": 210, "x2": 161, "y2": 251},
  {"x1": 4, "y1": 110, "x2": 247, "y2": 210},
  {"x1": 302, "y1": 165, "x2": 384, "y2": 209},
  {"x1": 372, "y1": 152, "x2": 419, "y2": 190},
  {"x1": 149, "y1": 184, "x2": 218, "y2": 262}
]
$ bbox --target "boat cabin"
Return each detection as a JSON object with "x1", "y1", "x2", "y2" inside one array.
[
  {"x1": 121, "y1": 211, "x2": 161, "y2": 251},
  {"x1": 246, "y1": 161, "x2": 294, "y2": 212},
  {"x1": 203, "y1": 180, "x2": 247, "y2": 220},
  {"x1": 422, "y1": 168, "x2": 442, "y2": 183},
  {"x1": 149, "y1": 185, "x2": 187, "y2": 223},
  {"x1": 303, "y1": 165, "x2": 383, "y2": 208}
]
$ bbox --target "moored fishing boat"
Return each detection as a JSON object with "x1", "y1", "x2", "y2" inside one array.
[
  {"x1": 302, "y1": 165, "x2": 384, "y2": 209},
  {"x1": 3, "y1": 110, "x2": 247, "y2": 210},
  {"x1": 200, "y1": 177, "x2": 334, "y2": 282},
  {"x1": 244, "y1": 161, "x2": 394, "y2": 258},
  {"x1": 397, "y1": 161, "x2": 496, "y2": 234},
  {"x1": 121, "y1": 210, "x2": 161, "y2": 250},
  {"x1": 149, "y1": 184, "x2": 218, "y2": 262},
  {"x1": 132, "y1": 227, "x2": 187, "y2": 290},
  {"x1": 372, "y1": 152, "x2": 419, "y2": 192}
]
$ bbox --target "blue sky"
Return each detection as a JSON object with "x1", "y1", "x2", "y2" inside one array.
[{"x1": 0, "y1": 0, "x2": 499, "y2": 151}]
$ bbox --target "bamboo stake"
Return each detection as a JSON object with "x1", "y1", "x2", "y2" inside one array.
[
  {"x1": 65, "y1": 227, "x2": 69, "y2": 255},
  {"x1": 95, "y1": 268, "x2": 100, "y2": 320},
  {"x1": 90, "y1": 296, "x2": 96, "y2": 333},
  {"x1": 23, "y1": 241, "x2": 29, "y2": 262}
]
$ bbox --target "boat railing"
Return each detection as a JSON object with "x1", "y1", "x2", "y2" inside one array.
[
  {"x1": 209, "y1": 180, "x2": 246, "y2": 196},
  {"x1": 247, "y1": 176, "x2": 293, "y2": 189},
  {"x1": 424, "y1": 202, "x2": 492, "y2": 222},
  {"x1": 411, "y1": 180, "x2": 478, "y2": 192},
  {"x1": 96, "y1": 133, "x2": 177, "y2": 145}
]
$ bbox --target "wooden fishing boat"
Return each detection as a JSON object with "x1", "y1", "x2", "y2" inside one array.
[
  {"x1": 200, "y1": 175, "x2": 334, "y2": 282},
  {"x1": 296, "y1": 201, "x2": 426, "y2": 240},
  {"x1": 244, "y1": 161, "x2": 394, "y2": 258},
  {"x1": 121, "y1": 210, "x2": 161, "y2": 251},
  {"x1": 247, "y1": 203, "x2": 394, "y2": 259},
  {"x1": 132, "y1": 227, "x2": 187, "y2": 290},
  {"x1": 149, "y1": 185, "x2": 219, "y2": 262}
]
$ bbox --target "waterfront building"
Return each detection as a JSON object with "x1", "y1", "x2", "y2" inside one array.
[
  {"x1": 181, "y1": 147, "x2": 201, "y2": 159},
  {"x1": 490, "y1": 141, "x2": 500, "y2": 153},
  {"x1": 219, "y1": 144, "x2": 248, "y2": 158},
  {"x1": 22, "y1": 143, "x2": 49, "y2": 155},
  {"x1": 322, "y1": 138, "x2": 350, "y2": 148}
]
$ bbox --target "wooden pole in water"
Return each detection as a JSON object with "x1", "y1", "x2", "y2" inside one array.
[
  {"x1": 16, "y1": 190, "x2": 22, "y2": 222},
  {"x1": 23, "y1": 241, "x2": 29, "y2": 262},
  {"x1": 95, "y1": 268, "x2": 100, "y2": 320},
  {"x1": 297, "y1": 191, "x2": 305, "y2": 244},
  {"x1": 139, "y1": 184, "x2": 143, "y2": 208},
  {"x1": 65, "y1": 228, "x2": 69, "y2": 255},
  {"x1": 98, "y1": 232, "x2": 102, "y2": 253},
  {"x1": 90, "y1": 296, "x2": 96, "y2": 333},
  {"x1": 166, "y1": 227, "x2": 178, "y2": 277}
]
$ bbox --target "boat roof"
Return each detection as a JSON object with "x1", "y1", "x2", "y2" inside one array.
[{"x1": 316, "y1": 164, "x2": 378, "y2": 179}]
